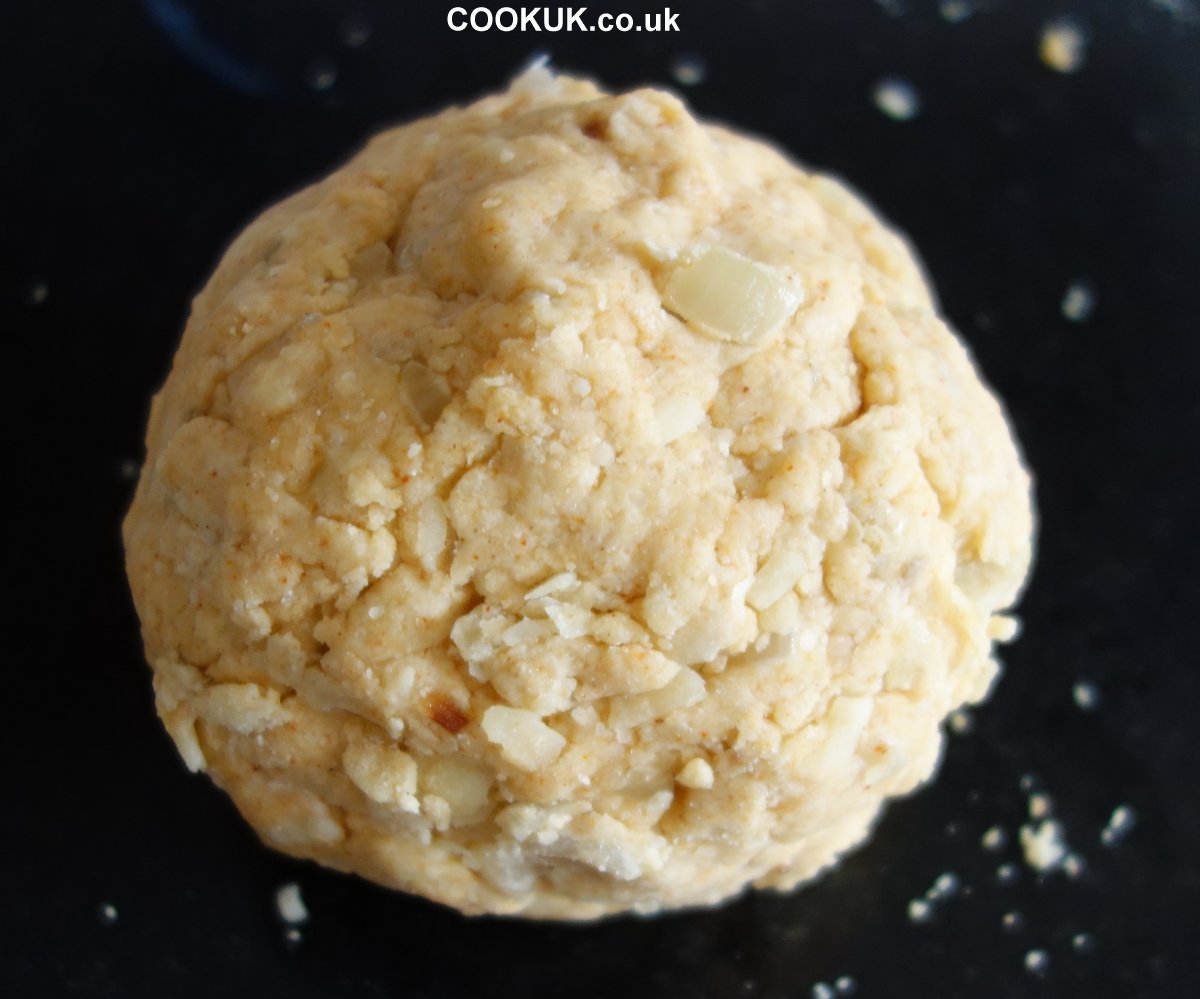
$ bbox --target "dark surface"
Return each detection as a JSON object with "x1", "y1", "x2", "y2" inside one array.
[{"x1": 6, "y1": 1, "x2": 1199, "y2": 997}]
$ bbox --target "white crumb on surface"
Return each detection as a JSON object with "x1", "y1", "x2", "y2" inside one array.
[
  {"x1": 947, "y1": 708, "x2": 973, "y2": 734},
  {"x1": 812, "y1": 984, "x2": 835, "y2": 999},
  {"x1": 275, "y1": 882, "x2": 309, "y2": 924},
  {"x1": 1061, "y1": 281, "x2": 1097, "y2": 322},
  {"x1": 1040, "y1": 18, "x2": 1088, "y2": 73},
  {"x1": 28, "y1": 281, "x2": 49, "y2": 306},
  {"x1": 1028, "y1": 792, "x2": 1052, "y2": 820},
  {"x1": 1019, "y1": 773, "x2": 1037, "y2": 792},
  {"x1": 1101, "y1": 805, "x2": 1137, "y2": 846},
  {"x1": 909, "y1": 870, "x2": 960, "y2": 923},
  {"x1": 340, "y1": 17, "x2": 372, "y2": 47},
  {"x1": 676, "y1": 757, "x2": 715, "y2": 789},
  {"x1": 835, "y1": 976, "x2": 856, "y2": 994},
  {"x1": 907, "y1": 898, "x2": 932, "y2": 923},
  {"x1": 997, "y1": 862, "x2": 1019, "y2": 884},
  {"x1": 1024, "y1": 948, "x2": 1050, "y2": 975},
  {"x1": 1150, "y1": 0, "x2": 1197, "y2": 20},
  {"x1": 872, "y1": 77, "x2": 921, "y2": 121},
  {"x1": 1020, "y1": 819, "x2": 1068, "y2": 872},
  {"x1": 1002, "y1": 911, "x2": 1024, "y2": 932},
  {"x1": 305, "y1": 59, "x2": 338, "y2": 92},
  {"x1": 981, "y1": 825, "x2": 1006, "y2": 851},
  {"x1": 97, "y1": 902, "x2": 119, "y2": 925},
  {"x1": 1073, "y1": 932, "x2": 1096, "y2": 952},
  {"x1": 939, "y1": 0, "x2": 973, "y2": 22},
  {"x1": 1073, "y1": 680, "x2": 1101, "y2": 710},
  {"x1": 926, "y1": 871, "x2": 960, "y2": 902},
  {"x1": 1062, "y1": 853, "x2": 1086, "y2": 878},
  {"x1": 670, "y1": 54, "x2": 707, "y2": 86},
  {"x1": 284, "y1": 927, "x2": 303, "y2": 944}
]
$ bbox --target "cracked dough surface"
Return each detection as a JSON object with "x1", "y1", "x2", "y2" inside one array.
[{"x1": 123, "y1": 69, "x2": 1033, "y2": 919}]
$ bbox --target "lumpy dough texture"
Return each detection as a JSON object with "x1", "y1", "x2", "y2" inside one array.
[{"x1": 124, "y1": 69, "x2": 1033, "y2": 919}]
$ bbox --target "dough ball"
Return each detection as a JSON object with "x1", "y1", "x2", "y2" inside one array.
[{"x1": 123, "y1": 68, "x2": 1033, "y2": 919}]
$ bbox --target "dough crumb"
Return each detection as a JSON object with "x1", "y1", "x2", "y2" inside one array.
[
  {"x1": 275, "y1": 883, "x2": 309, "y2": 924},
  {"x1": 939, "y1": 0, "x2": 973, "y2": 23},
  {"x1": 1040, "y1": 18, "x2": 1088, "y2": 73},
  {"x1": 872, "y1": 77, "x2": 921, "y2": 121},
  {"x1": 981, "y1": 825, "x2": 1006, "y2": 851},
  {"x1": 97, "y1": 902, "x2": 118, "y2": 926},
  {"x1": 1072, "y1": 680, "x2": 1100, "y2": 710},
  {"x1": 670, "y1": 54, "x2": 707, "y2": 86},
  {"x1": 676, "y1": 758, "x2": 715, "y2": 790},
  {"x1": 947, "y1": 708, "x2": 973, "y2": 735},
  {"x1": 1100, "y1": 804, "x2": 1137, "y2": 846},
  {"x1": 996, "y1": 862, "x2": 1020, "y2": 884},
  {"x1": 1024, "y1": 948, "x2": 1050, "y2": 975},
  {"x1": 1061, "y1": 280, "x2": 1097, "y2": 322},
  {"x1": 305, "y1": 59, "x2": 337, "y2": 92},
  {"x1": 1020, "y1": 819, "x2": 1068, "y2": 872},
  {"x1": 907, "y1": 898, "x2": 932, "y2": 923}
]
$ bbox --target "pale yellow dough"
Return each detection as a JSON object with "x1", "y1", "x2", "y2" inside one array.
[{"x1": 124, "y1": 68, "x2": 1033, "y2": 919}]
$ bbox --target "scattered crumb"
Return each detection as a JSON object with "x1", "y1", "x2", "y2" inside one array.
[
  {"x1": 981, "y1": 825, "x2": 1006, "y2": 851},
  {"x1": 926, "y1": 871, "x2": 960, "y2": 902},
  {"x1": 28, "y1": 281, "x2": 49, "y2": 306},
  {"x1": 872, "y1": 78, "x2": 921, "y2": 121},
  {"x1": 1028, "y1": 792, "x2": 1052, "y2": 820},
  {"x1": 1150, "y1": 0, "x2": 1197, "y2": 21},
  {"x1": 939, "y1": 0, "x2": 973, "y2": 22},
  {"x1": 1063, "y1": 853, "x2": 1086, "y2": 879},
  {"x1": 1020, "y1": 819, "x2": 1068, "y2": 872},
  {"x1": 1100, "y1": 804, "x2": 1136, "y2": 846},
  {"x1": 1018, "y1": 773, "x2": 1037, "y2": 792},
  {"x1": 1002, "y1": 911, "x2": 1024, "y2": 932},
  {"x1": 947, "y1": 708, "x2": 973, "y2": 735},
  {"x1": 305, "y1": 59, "x2": 338, "y2": 92},
  {"x1": 1072, "y1": 932, "x2": 1096, "y2": 953},
  {"x1": 997, "y1": 862, "x2": 1020, "y2": 884},
  {"x1": 97, "y1": 902, "x2": 118, "y2": 926},
  {"x1": 275, "y1": 882, "x2": 309, "y2": 924},
  {"x1": 1040, "y1": 18, "x2": 1088, "y2": 73},
  {"x1": 909, "y1": 870, "x2": 961, "y2": 923},
  {"x1": 1072, "y1": 680, "x2": 1100, "y2": 710},
  {"x1": 341, "y1": 17, "x2": 372, "y2": 47},
  {"x1": 670, "y1": 54, "x2": 707, "y2": 86},
  {"x1": 835, "y1": 976, "x2": 856, "y2": 995},
  {"x1": 812, "y1": 984, "x2": 835, "y2": 999},
  {"x1": 1061, "y1": 281, "x2": 1097, "y2": 322},
  {"x1": 1024, "y1": 948, "x2": 1050, "y2": 975},
  {"x1": 908, "y1": 898, "x2": 932, "y2": 923},
  {"x1": 284, "y1": 926, "x2": 303, "y2": 945}
]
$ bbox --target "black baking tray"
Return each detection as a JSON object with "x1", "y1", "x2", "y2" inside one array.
[{"x1": 6, "y1": 1, "x2": 1198, "y2": 997}]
